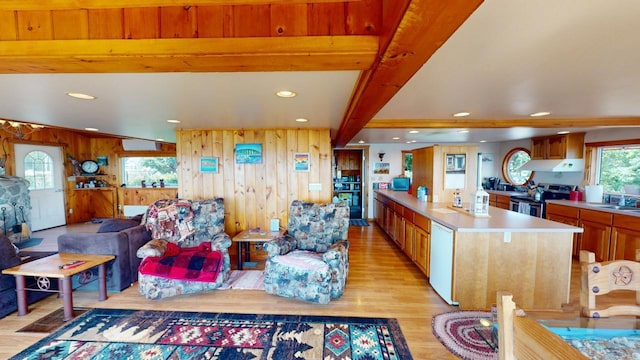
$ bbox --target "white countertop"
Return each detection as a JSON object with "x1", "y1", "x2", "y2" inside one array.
[
  {"x1": 546, "y1": 199, "x2": 640, "y2": 217},
  {"x1": 376, "y1": 190, "x2": 583, "y2": 233}
]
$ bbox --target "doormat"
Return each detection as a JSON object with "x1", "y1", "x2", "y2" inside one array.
[
  {"x1": 17, "y1": 307, "x2": 89, "y2": 333},
  {"x1": 15, "y1": 238, "x2": 43, "y2": 249},
  {"x1": 349, "y1": 219, "x2": 370, "y2": 226},
  {"x1": 11, "y1": 308, "x2": 413, "y2": 359},
  {"x1": 432, "y1": 310, "x2": 498, "y2": 360}
]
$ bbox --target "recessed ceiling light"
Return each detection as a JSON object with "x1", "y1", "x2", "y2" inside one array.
[
  {"x1": 453, "y1": 112, "x2": 470, "y2": 117},
  {"x1": 411, "y1": 140, "x2": 417, "y2": 143},
  {"x1": 66, "y1": 92, "x2": 96, "y2": 100},
  {"x1": 557, "y1": 130, "x2": 570, "y2": 134},
  {"x1": 156, "y1": 138, "x2": 165, "y2": 141},
  {"x1": 406, "y1": 141, "x2": 412, "y2": 144},
  {"x1": 276, "y1": 90, "x2": 297, "y2": 98},
  {"x1": 167, "y1": 119, "x2": 181, "y2": 124},
  {"x1": 392, "y1": 137, "x2": 400, "y2": 140},
  {"x1": 408, "y1": 130, "x2": 419, "y2": 134},
  {"x1": 295, "y1": 118, "x2": 308, "y2": 123},
  {"x1": 480, "y1": 140, "x2": 487, "y2": 143},
  {"x1": 358, "y1": 140, "x2": 365, "y2": 144},
  {"x1": 85, "y1": 127, "x2": 99, "y2": 132},
  {"x1": 458, "y1": 130, "x2": 470, "y2": 134},
  {"x1": 530, "y1": 111, "x2": 551, "y2": 117}
]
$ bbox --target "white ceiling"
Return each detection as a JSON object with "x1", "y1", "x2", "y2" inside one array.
[{"x1": 1, "y1": 0, "x2": 639, "y2": 144}]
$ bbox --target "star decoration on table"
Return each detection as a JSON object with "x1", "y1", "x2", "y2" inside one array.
[{"x1": 612, "y1": 265, "x2": 633, "y2": 286}]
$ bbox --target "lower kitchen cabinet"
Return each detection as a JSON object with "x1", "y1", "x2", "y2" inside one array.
[
  {"x1": 375, "y1": 194, "x2": 430, "y2": 277},
  {"x1": 546, "y1": 203, "x2": 581, "y2": 257},
  {"x1": 580, "y1": 209, "x2": 613, "y2": 262},
  {"x1": 547, "y1": 203, "x2": 640, "y2": 262},
  {"x1": 611, "y1": 213, "x2": 640, "y2": 261}
]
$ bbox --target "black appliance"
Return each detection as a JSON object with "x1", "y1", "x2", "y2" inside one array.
[
  {"x1": 509, "y1": 183, "x2": 572, "y2": 218},
  {"x1": 485, "y1": 177, "x2": 500, "y2": 190}
]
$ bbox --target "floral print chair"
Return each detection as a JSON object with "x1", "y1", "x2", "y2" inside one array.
[
  {"x1": 136, "y1": 198, "x2": 231, "y2": 300},
  {"x1": 263, "y1": 200, "x2": 349, "y2": 304}
]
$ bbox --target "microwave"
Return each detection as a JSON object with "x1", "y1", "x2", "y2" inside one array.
[{"x1": 391, "y1": 177, "x2": 410, "y2": 191}]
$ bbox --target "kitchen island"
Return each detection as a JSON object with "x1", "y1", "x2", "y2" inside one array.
[{"x1": 374, "y1": 190, "x2": 583, "y2": 310}]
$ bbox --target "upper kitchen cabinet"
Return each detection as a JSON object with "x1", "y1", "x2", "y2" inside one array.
[{"x1": 531, "y1": 132, "x2": 585, "y2": 160}]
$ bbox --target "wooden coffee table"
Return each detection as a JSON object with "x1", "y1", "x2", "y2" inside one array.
[
  {"x1": 2, "y1": 253, "x2": 115, "y2": 321},
  {"x1": 232, "y1": 229, "x2": 284, "y2": 270}
]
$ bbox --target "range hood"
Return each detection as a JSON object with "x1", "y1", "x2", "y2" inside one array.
[{"x1": 518, "y1": 159, "x2": 584, "y2": 172}]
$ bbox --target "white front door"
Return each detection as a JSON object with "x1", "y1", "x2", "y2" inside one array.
[{"x1": 14, "y1": 144, "x2": 66, "y2": 231}]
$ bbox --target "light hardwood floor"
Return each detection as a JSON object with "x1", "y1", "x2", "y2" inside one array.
[{"x1": 0, "y1": 221, "x2": 601, "y2": 359}]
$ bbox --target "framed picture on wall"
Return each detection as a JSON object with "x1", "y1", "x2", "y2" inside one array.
[
  {"x1": 200, "y1": 157, "x2": 219, "y2": 173},
  {"x1": 235, "y1": 143, "x2": 263, "y2": 164},
  {"x1": 294, "y1": 153, "x2": 310, "y2": 172}
]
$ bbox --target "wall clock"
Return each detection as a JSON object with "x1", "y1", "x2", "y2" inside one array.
[{"x1": 81, "y1": 160, "x2": 99, "y2": 174}]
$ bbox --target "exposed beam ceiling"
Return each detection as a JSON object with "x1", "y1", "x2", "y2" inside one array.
[{"x1": 334, "y1": 0, "x2": 483, "y2": 146}]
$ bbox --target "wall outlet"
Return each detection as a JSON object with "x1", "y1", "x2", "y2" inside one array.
[{"x1": 68, "y1": 208, "x2": 73, "y2": 214}]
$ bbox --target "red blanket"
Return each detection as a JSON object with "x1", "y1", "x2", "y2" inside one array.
[{"x1": 139, "y1": 242, "x2": 223, "y2": 282}]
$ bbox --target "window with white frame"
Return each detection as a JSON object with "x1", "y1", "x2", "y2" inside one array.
[
  {"x1": 595, "y1": 144, "x2": 640, "y2": 194},
  {"x1": 24, "y1": 150, "x2": 54, "y2": 190},
  {"x1": 121, "y1": 157, "x2": 178, "y2": 187}
]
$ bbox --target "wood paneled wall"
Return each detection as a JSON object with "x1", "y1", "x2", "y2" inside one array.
[
  {"x1": 1, "y1": 127, "x2": 178, "y2": 223},
  {"x1": 176, "y1": 129, "x2": 332, "y2": 235}
]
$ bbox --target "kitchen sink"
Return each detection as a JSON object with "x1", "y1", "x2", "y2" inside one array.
[{"x1": 587, "y1": 204, "x2": 640, "y2": 211}]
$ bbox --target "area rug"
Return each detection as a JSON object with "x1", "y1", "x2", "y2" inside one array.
[
  {"x1": 432, "y1": 311, "x2": 498, "y2": 360},
  {"x1": 219, "y1": 270, "x2": 265, "y2": 290},
  {"x1": 17, "y1": 308, "x2": 89, "y2": 333},
  {"x1": 349, "y1": 219, "x2": 370, "y2": 226},
  {"x1": 14, "y1": 237, "x2": 43, "y2": 249},
  {"x1": 11, "y1": 308, "x2": 413, "y2": 359}
]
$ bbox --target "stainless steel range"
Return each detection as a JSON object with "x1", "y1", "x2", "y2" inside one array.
[{"x1": 509, "y1": 183, "x2": 573, "y2": 218}]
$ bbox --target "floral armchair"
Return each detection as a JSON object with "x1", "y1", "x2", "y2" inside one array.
[
  {"x1": 136, "y1": 198, "x2": 231, "y2": 300},
  {"x1": 263, "y1": 200, "x2": 349, "y2": 304}
]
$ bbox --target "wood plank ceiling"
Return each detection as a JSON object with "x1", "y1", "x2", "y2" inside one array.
[{"x1": 0, "y1": 0, "x2": 483, "y2": 146}]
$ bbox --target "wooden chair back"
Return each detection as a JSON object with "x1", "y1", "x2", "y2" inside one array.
[{"x1": 580, "y1": 249, "x2": 640, "y2": 317}]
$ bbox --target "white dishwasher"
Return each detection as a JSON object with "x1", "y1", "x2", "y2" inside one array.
[{"x1": 429, "y1": 221, "x2": 458, "y2": 305}]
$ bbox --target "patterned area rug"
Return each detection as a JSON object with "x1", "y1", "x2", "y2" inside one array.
[
  {"x1": 11, "y1": 308, "x2": 413, "y2": 360},
  {"x1": 431, "y1": 311, "x2": 498, "y2": 360},
  {"x1": 219, "y1": 270, "x2": 265, "y2": 290}
]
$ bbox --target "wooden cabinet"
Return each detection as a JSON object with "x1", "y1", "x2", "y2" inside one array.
[
  {"x1": 530, "y1": 133, "x2": 584, "y2": 160},
  {"x1": 375, "y1": 193, "x2": 429, "y2": 277},
  {"x1": 546, "y1": 203, "x2": 581, "y2": 257},
  {"x1": 412, "y1": 144, "x2": 478, "y2": 204},
  {"x1": 335, "y1": 150, "x2": 361, "y2": 170},
  {"x1": 495, "y1": 194, "x2": 510, "y2": 209},
  {"x1": 580, "y1": 209, "x2": 613, "y2": 262},
  {"x1": 413, "y1": 213, "x2": 430, "y2": 276},
  {"x1": 547, "y1": 203, "x2": 640, "y2": 262},
  {"x1": 403, "y1": 210, "x2": 415, "y2": 258},
  {"x1": 611, "y1": 213, "x2": 640, "y2": 261},
  {"x1": 67, "y1": 187, "x2": 116, "y2": 223}
]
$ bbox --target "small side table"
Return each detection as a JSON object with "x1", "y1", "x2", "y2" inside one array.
[
  {"x1": 232, "y1": 229, "x2": 284, "y2": 270},
  {"x1": 2, "y1": 253, "x2": 115, "y2": 321}
]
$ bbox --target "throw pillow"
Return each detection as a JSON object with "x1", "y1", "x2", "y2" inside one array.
[
  {"x1": 0, "y1": 235, "x2": 21, "y2": 269},
  {"x1": 97, "y1": 218, "x2": 140, "y2": 233},
  {"x1": 137, "y1": 239, "x2": 169, "y2": 258}
]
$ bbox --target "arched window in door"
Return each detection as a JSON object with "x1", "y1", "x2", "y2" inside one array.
[{"x1": 23, "y1": 151, "x2": 55, "y2": 190}]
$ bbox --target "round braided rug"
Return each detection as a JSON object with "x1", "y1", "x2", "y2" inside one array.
[{"x1": 431, "y1": 311, "x2": 498, "y2": 360}]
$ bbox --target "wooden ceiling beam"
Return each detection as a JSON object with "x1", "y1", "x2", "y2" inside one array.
[
  {"x1": 333, "y1": 0, "x2": 483, "y2": 147},
  {"x1": 0, "y1": 0, "x2": 360, "y2": 11},
  {"x1": 366, "y1": 118, "x2": 640, "y2": 128},
  {"x1": 0, "y1": 36, "x2": 378, "y2": 73}
]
